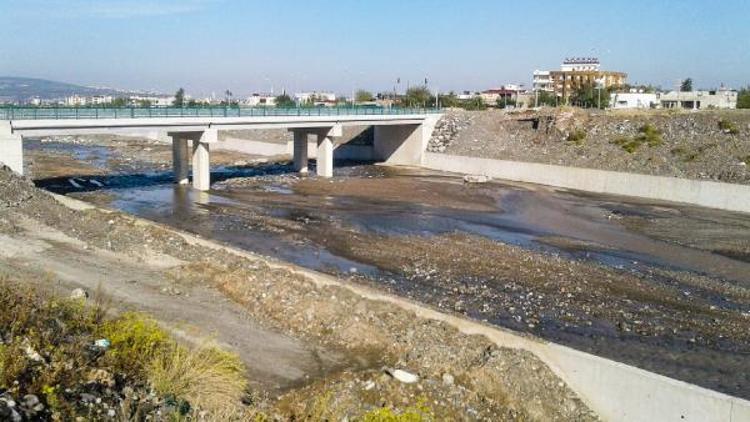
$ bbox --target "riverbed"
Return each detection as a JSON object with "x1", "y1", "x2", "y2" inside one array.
[{"x1": 30, "y1": 138, "x2": 750, "y2": 399}]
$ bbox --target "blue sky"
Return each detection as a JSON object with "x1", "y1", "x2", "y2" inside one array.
[{"x1": 1, "y1": 0, "x2": 748, "y2": 96}]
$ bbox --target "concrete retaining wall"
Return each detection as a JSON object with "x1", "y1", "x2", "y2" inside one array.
[
  {"x1": 0, "y1": 122, "x2": 23, "y2": 175},
  {"x1": 424, "y1": 153, "x2": 750, "y2": 213}
]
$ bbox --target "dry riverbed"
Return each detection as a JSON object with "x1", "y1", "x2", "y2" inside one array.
[{"x1": 1, "y1": 168, "x2": 596, "y2": 417}]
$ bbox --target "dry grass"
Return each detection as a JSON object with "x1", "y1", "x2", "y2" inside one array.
[{"x1": 148, "y1": 341, "x2": 248, "y2": 415}]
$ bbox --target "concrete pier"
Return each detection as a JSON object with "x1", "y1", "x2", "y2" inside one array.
[
  {"x1": 292, "y1": 130, "x2": 309, "y2": 174},
  {"x1": 171, "y1": 137, "x2": 190, "y2": 184},
  {"x1": 167, "y1": 128, "x2": 216, "y2": 191},
  {"x1": 315, "y1": 125, "x2": 341, "y2": 178},
  {"x1": 0, "y1": 122, "x2": 23, "y2": 175}
]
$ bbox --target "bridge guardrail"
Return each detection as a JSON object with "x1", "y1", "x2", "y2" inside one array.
[{"x1": 0, "y1": 106, "x2": 441, "y2": 120}]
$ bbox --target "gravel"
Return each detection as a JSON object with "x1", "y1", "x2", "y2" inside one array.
[{"x1": 431, "y1": 108, "x2": 750, "y2": 184}]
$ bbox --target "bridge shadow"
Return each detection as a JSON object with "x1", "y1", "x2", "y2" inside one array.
[{"x1": 34, "y1": 159, "x2": 371, "y2": 195}]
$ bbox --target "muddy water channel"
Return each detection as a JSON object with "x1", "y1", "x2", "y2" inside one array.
[{"x1": 33, "y1": 141, "x2": 750, "y2": 400}]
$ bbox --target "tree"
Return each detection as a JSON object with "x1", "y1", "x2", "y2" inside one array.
[
  {"x1": 461, "y1": 96, "x2": 486, "y2": 110},
  {"x1": 173, "y1": 88, "x2": 185, "y2": 107},
  {"x1": 680, "y1": 78, "x2": 693, "y2": 92},
  {"x1": 355, "y1": 90, "x2": 373, "y2": 103},
  {"x1": 110, "y1": 97, "x2": 128, "y2": 107},
  {"x1": 570, "y1": 83, "x2": 611, "y2": 109},
  {"x1": 737, "y1": 86, "x2": 750, "y2": 109},
  {"x1": 496, "y1": 97, "x2": 516, "y2": 109},
  {"x1": 534, "y1": 91, "x2": 557, "y2": 107},
  {"x1": 402, "y1": 86, "x2": 432, "y2": 107},
  {"x1": 275, "y1": 93, "x2": 295, "y2": 108},
  {"x1": 438, "y1": 92, "x2": 459, "y2": 108}
]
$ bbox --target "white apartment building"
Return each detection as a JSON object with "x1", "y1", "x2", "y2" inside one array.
[{"x1": 532, "y1": 70, "x2": 552, "y2": 92}]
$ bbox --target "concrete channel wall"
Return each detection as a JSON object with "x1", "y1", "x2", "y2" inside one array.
[{"x1": 424, "y1": 153, "x2": 750, "y2": 213}]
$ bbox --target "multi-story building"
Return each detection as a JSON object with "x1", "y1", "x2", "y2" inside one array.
[
  {"x1": 532, "y1": 70, "x2": 552, "y2": 92},
  {"x1": 533, "y1": 58, "x2": 627, "y2": 103}
]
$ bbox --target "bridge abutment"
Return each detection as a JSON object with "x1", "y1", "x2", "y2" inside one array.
[
  {"x1": 373, "y1": 116, "x2": 439, "y2": 166},
  {"x1": 0, "y1": 122, "x2": 23, "y2": 175}
]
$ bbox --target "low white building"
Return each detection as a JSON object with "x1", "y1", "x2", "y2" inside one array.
[
  {"x1": 610, "y1": 92, "x2": 658, "y2": 109},
  {"x1": 294, "y1": 92, "x2": 336, "y2": 105},
  {"x1": 244, "y1": 93, "x2": 276, "y2": 107},
  {"x1": 129, "y1": 95, "x2": 174, "y2": 106},
  {"x1": 658, "y1": 89, "x2": 737, "y2": 109}
]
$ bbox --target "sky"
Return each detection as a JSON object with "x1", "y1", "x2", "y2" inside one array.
[{"x1": 1, "y1": 0, "x2": 749, "y2": 97}]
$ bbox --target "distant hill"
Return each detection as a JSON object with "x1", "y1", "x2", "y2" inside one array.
[{"x1": 0, "y1": 76, "x2": 139, "y2": 101}]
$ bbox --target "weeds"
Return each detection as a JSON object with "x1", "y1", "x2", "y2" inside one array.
[
  {"x1": 148, "y1": 341, "x2": 247, "y2": 414},
  {"x1": 718, "y1": 119, "x2": 739, "y2": 135},
  {"x1": 611, "y1": 124, "x2": 663, "y2": 153},
  {"x1": 566, "y1": 129, "x2": 587, "y2": 145},
  {"x1": 359, "y1": 401, "x2": 434, "y2": 422},
  {"x1": 98, "y1": 312, "x2": 171, "y2": 378},
  {"x1": 0, "y1": 278, "x2": 251, "y2": 419}
]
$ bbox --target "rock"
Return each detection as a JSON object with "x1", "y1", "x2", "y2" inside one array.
[
  {"x1": 87, "y1": 368, "x2": 116, "y2": 388},
  {"x1": 93, "y1": 338, "x2": 111, "y2": 349},
  {"x1": 21, "y1": 340, "x2": 43, "y2": 363},
  {"x1": 463, "y1": 174, "x2": 491, "y2": 184},
  {"x1": 70, "y1": 288, "x2": 88, "y2": 300},
  {"x1": 442, "y1": 373, "x2": 455, "y2": 385},
  {"x1": 386, "y1": 368, "x2": 419, "y2": 384},
  {"x1": 22, "y1": 395, "x2": 39, "y2": 408},
  {"x1": 79, "y1": 393, "x2": 96, "y2": 403}
]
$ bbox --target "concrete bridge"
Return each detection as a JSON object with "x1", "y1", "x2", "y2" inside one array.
[{"x1": 0, "y1": 106, "x2": 441, "y2": 190}]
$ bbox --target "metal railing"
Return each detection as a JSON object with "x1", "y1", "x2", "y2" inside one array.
[{"x1": 0, "y1": 105, "x2": 441, "y2": 120}]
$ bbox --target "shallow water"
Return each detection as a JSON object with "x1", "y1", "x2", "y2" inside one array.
[{"x1": 32, "y1": 143, "x2": 750, "y2": 399}]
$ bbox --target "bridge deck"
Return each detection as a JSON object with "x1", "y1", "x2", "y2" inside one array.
[{"x1": 1, "y1": 106, "x2": 440, "y2": 121}]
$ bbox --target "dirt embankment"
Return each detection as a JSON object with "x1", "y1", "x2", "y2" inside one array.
[
  {"x1": 0, "y1": 167, "x2": 596, "y2": 420},
  {"x1": 429, "y1": 108, "x2": 750, "y2": 184}
]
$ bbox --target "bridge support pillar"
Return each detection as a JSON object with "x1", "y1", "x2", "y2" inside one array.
[
  {"x1": 0, "y1": 122, "x2": 23, "y2": 175},
  {"x1": 191, "y1": 129, "x2": 216, "y2": 191},
  {"x1": 315, "y1": 125, "x2": 341, "y2": 178},
  {"x1": 171, "y1": 136, "x2": 190, "y2": 185},
  {"x1": 292, "y1": 130, "x2": 309, "y2": 174},
  {"x1": 168, "y1": 129, "x2": 216, "y2": 191}
]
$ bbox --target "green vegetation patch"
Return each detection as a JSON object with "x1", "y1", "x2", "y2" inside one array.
[
  {"x1": 566, "y1": 129, "x2": 587, "y2": 145},
  {"x1": 611, "y1": 124, "x2": 663, "y2": 153},
  {"x1": 718, "y1": 118, "x2": 739, "y2": 135},
  {"x1": 0, "y1": 279, "x2": 248, "y2": 420}
]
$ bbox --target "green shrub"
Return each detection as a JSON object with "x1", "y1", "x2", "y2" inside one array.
[
  {"x1": 566, "y1": 129, "x2": 587, "y2": 145},
  {"x1": 718, "y1": 119, "x2": 739, "y2": 135},
  {"x1": 638, "y1": 124, "x2": 663, "y2": 146},
  {"x1": 98, "y1": 312, "x2": 172, "y2": 378},
  {"x1": 358, "y1": 402, "x2": 434, "y2": 421},
  {"x1": 611, "y1": 124, "x2": 663, "y2": 153},
  {"x1": 611, "y1": 137, "x2": 641, "y2": 153}
]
